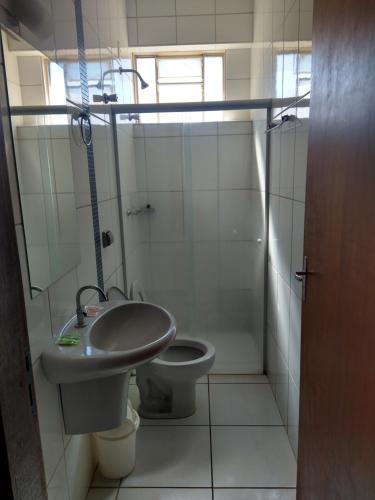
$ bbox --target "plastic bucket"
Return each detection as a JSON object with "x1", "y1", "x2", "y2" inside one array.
[{"x1": 94, "y1": 402, "x2": 140, "y2": 479}]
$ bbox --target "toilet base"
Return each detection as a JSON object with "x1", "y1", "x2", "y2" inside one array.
[{"x1": 136, "y1": 366, "x2": 196, "y2": 419}]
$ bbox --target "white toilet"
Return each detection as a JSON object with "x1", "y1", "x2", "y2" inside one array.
[
  {"x1": 136, "y1": 336, "x2": 215, "y2": 419},
  {"x1": 129, "y1": 281, "x2": 215, "y2": 419}
]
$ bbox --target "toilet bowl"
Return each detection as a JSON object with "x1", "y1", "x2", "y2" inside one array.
[{"x1": 136, "y1": 336, "x2": 215, "y2": 419}]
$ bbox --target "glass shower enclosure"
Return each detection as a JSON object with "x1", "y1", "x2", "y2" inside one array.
[{"x1": 114, "y1": 106, "x2": 269, "y2": 374}]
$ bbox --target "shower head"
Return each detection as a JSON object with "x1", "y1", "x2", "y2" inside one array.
[
  {"x1": 121, "y1": 68, "x2": 149, "y2": 90},
  {"x1": 96, "y1": 67, "x2": 149, "y2": 90},
  {"x1": 140, "y1": 79, "x2": 149, "y2": 90}
]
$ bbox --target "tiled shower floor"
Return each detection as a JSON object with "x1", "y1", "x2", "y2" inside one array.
[{"x1": 87, "y1": 375, "x2": 296, "y2": 500}]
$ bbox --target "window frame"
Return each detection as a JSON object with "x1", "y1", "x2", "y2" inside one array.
[{"x1": 133, "y1": 52, "x2": 225, "y2": 104}]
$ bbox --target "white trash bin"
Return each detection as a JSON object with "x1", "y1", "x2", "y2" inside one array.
[{"x1": 94, "y1": 402, "x2": 140, "y2": 479}]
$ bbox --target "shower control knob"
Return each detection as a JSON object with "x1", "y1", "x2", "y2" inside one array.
[{"x1": 257, "y1": 238, "x2": 263, "y2": 244}]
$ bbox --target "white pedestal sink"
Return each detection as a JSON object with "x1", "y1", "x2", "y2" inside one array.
[{"x1": 42, "y1": 300, "x2": 176, "y2": 434}]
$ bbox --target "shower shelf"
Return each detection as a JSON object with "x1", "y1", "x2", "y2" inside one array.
[{"x1": 126, "y1": 204, "x2": 155, "y2": 216}]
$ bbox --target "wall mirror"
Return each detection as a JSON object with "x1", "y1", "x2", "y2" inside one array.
[{"x1": 2, "y1": 29, "x2": 80, "y2": 297}]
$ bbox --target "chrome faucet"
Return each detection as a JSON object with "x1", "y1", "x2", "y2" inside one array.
[{"x1": 75, "y1": 285, "x2": 107, "y2": 328}]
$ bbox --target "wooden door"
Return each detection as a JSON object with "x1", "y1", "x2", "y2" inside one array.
[
  {"x1": 0, "y1": 37, "x2": 47, "y2": 499},
  {"x1": 297, "y1": 0, "x2": 375, "y2": 499}
]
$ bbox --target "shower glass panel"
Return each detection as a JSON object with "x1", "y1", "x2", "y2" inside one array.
[{"x1": 116, "y1": 109, "x2": 267, "y2": 374}]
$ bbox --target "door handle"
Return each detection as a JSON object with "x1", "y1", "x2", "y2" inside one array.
[{"x1": 295, "y1": 256, "x2": 309, "y2": 300}]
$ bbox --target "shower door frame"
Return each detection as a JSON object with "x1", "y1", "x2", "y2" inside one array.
[{"x1": 109, "y1": 99, "x2": 274, "y2": 372}]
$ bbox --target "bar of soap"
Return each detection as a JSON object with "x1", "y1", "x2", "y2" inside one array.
[
  {"x1": 85, "y1": 305, "x2": 104, "y2": 317},
  {"x1": 56, "y1": 334, "x2": 81, "y2": 346}
]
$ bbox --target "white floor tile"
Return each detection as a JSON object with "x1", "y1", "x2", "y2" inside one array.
[
  {"x1": 91, "y1": 470, "x2": 120, "y2": 487},
  {"x1": 118, "y1": 489, "x2": 212, "y2": 500},
  {"x1": 212, "y1": 427, "x2": 297, "y2": 488},
  {"x1": 129, "y1": 384, "x2": 210, "y2": 426},
  {"x1": 210, "y1": 384, "x2": 282, "y2": 425},
  {"x1": 122, "y1": 426, "x2": 211, "y2": 487},
  {"x1": 209, "y1": 374, "x2": 268, "y2": 384},
  {"x1": 86, "y1": 489, "x2": 118, "y2": 500},
  {"x1": 214, "y1": 489, "x2": 296, "y2": 500},
  {"x1": 205, "y1": 329, "x2": 263, "y2": 374}
]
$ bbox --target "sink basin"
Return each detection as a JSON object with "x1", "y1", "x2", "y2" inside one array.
[
  {"x1": 42, "y1": 300, "x2": 177, "y2": 384},
  {"x1": 90, "y1": 302, "x2": 173, "y2": 352}
]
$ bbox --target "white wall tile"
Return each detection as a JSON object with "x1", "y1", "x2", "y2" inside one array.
[
  {"x1": 185, "y1": 122, "x2": 218, "y2": 136},
  {"x1": 65, "y1": 435, "x2": 94, "y2": 500},
  {"x1": 76, "y1": 206, "x2": 96, "y2": 289},
  {"x1": 150, "y1": 243, "x2": 187, "y2": 291},
  {"x1": 48, "y1": 268, "x2": 78, "y2": 335},
  {"x1": 134, "y1": 138, "x2": 147, "y2": 191},
  {"x1": 219, "y1": 190, "x2": 262, "y2": 241},
  {"x1": 280, "y1": 128, "x2": 296, "y2": 199},
  {"x1": 226, "y1": 49, "x2": 251, "y2": 80},
  {"x1": 21, "y1": 85, "x2": 46, "y2": 105},
  {"x1": 299, "y1": 11, "x2": 313, "y2": 40},
  {"x1": 226, "y1": 79, "x2": 251, "y2": 100},
  {"x1": 268, "y1": 194, "x2": 279, "y2": 270},
  {"x1": 267, "y1": 264, "x2": 278, "y2": 337},
  {"x1": 126, "y1": 0, "x2": 137, "y2": 17},
  {"x1": 127, "y1": 18, "x2": 138, "y2": 45},
  {"x1": 176, "y1": 0, "x2": 215, "y2": 15},
  {"x1": 269, "y1": 129, "x2": 281, "y2": 195},
  {"x1": 219, "y1": 242, "x2": 261, "y2": 289},
  {"x1": 70, "y1": 132, "x2": 91, "y2": 208},
  {"x1": 192, "y1": 191, "x2": 218, "y2": 241},
  {"x1": 293, "y1": 126, "x2": 309, "y2": 202},
  {"x1": 145, "y1": 137, "x2": 182, "y2": 191},
  {"x1": 194, "y1": 242, "x2": 219, "y2": 289},
  {"x1": 290, "y1": 201, "x2": 305, "y2": 298},
  {"x1": 87, "y1": 489, "x2": 118, "y2": 500},
  {"x1": 219, "y1": 135, "x2": 252, "y2": 189},
  {"x1": 216, "y1": 14, "x2": 253, "y2": 43},
  {"x1": 17, "y1": 56, "x2": 44, "y2": 86},
  {"x1": 93, "y1": 126, "x2": 111, "y2": 202},
  {"x1": 144, "y1": 123, "x2": 181, "y2": 137},
  {"x1": 52, "y1": 139, "x2": 75, "y2": 193},
  {"x1": 16, "y1": 139, "x2": 43, "y2": 194},
  {"x1": 276, "y1": 274, "x2": 290, "y2": 362},
  {"x1": 148, "y1": 192, "x2": 183, "y2": 242},
  {"x1": 287, "y1": 376, "x2": 300, "y2": 456},
  {"x1": 24, "y1": 289, "x2": 52, "y2": 363},
  {"x1": 277, "y1": 197, "x2": 293, "y2": 284},
  {"x1": 111, "y1": 198, "x2": 123, "y2": 269},
  {"x1": 22, "y1": 195, "x2": 48, "y2": 246},
  {"x1": 216, "y1": 0, "x2": 254, "y2": 14},
  {"x1": 47, "y1": 457, "x2": 70, "y2": 500},
  {"x1": 177, "y1": 16, "x2": 215, "y2": 45},
  {"x1": 138, "y1": 17, "x2": 177, "y2": 45},
  {"x1": 300, "y1": 0, "x2": 314, "y2": 11},
  {"x1": 136, "y1": 0, "x2": 175, "y2": 17},
  {"x1": 218, "y1": 122, "x2": 252, "y2": 135},
  {"x1": 33, "y1": 361, "x2": 64, "y2": 484},
  {"x1": 289, "y1": 289, "x2": 301, "y2": 388},
  {"x1": 99, "y1": 199, "x2": 117, "y2": 281},
  {"x1": 284, "y1": 11, "x2": 299, "y2": 41},
  {"x1": 184, "y1": 136, "x2": 218, "y2": 190}
]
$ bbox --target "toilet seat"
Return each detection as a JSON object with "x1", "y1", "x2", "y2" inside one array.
[{"x1": 147, "y1": 336, "x2": 215, "y2": 382}]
